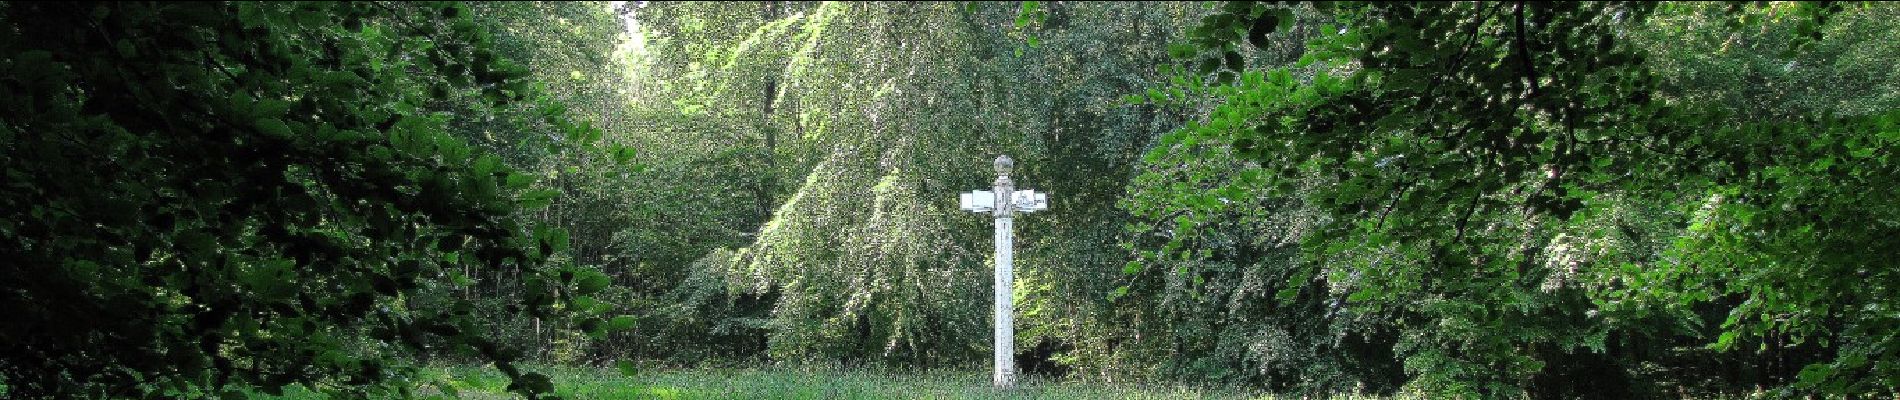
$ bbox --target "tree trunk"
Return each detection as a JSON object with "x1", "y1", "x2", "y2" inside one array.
[{"x1": 757, "y1": 1, "x2": 781, "y2": 221}]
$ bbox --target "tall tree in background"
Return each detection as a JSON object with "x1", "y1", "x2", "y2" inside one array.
[
  {"x1": 456, "y1": 1, "x2": 648, "y2": 364},
  {"x1": 593, "y1": 0, "x2": 794, "y2": 364},
  {"x1": 613, "y1": 1, "x2": 1202, "y2": 368}
]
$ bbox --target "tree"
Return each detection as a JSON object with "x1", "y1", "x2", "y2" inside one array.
[
  {"x1": 0, "y1": 2, "x2": 621, "y2": 398},
  {"x1": 613, "y1": 1, "x2": 1204, "y2": 370},
  {"x1": 1129, "y1": 1, "x2": 1898, "y2": 397},
  {"x1": 451, "y1": 1, "x2": 648, "y2": 364}
]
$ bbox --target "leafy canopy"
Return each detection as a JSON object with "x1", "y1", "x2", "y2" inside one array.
[
  {"x1": 1128, "y1": 1, "x2": 1899, "y2": 397},
  {"x1": 0, "y1": 2, "x2": 627, "y2": 398}
]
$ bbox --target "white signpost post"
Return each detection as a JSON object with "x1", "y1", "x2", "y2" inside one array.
[{"x1": 959, "y1": 155, "x2": 1048, "y2": 389}]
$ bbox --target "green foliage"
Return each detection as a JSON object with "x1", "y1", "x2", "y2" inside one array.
[
  {"x1": 11, "y1": 1, "x2": 1894, "y2": 398},
  {"x1": 1127, "y1": 1, "x2": 1900, "y2": 397},
  {"x1": 449, "y1": 1, "x2": 652, "y2": 365},
  {"x1": 612, "y1": 1, "x2": 1202, "y2": 370},
  {"x1": 598, "y1": 3, "x2": 1900, "y2": 397},
  {"x1": 1644, "y1": 2, "x2": 1900, "y2": 120},
  {"x1": 0, "y1": 2, "x2": 619, "y2": 398}
]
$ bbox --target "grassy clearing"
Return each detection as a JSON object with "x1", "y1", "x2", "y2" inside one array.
[{"x1": 259, "y1": 364, "x2": 1344, "y2": 399}]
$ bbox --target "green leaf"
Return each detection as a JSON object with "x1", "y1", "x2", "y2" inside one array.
[
  {"x1": 254, "y1": 118, "x2": 292, "y2": 137},
  {"x1": 504, "y1": 172, "x2": 534, "y2": 190},
  {"x1": 473, "y1": 154, "x2": 502, "y2": 176},
  {"x1": 1167, "y1": 43, "x2": 1198, "y2": 60},
  {"x1": 575, "y1": 269, "x2": 609, "y2": 294},
  {"x1": 1277, "y1": 288, "x2": 1300, "y2": 302},
  {"x1": 255, "y1": 98, "x2": 291, "y2": 119},
  {"x1": 1014, "y1": 1, "x2": 1041, "y2": 28},
  {"x1": 1796, "y1": 364, "x2": 1833, "y2": 386},
  {"x1": 608, "y1": 316, "x2": 636, "y2": 331},
  {"x1": 611, "y1": 145, "x2": 638, "y2": 165}
]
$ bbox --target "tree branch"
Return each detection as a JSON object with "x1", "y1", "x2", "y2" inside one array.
[
  {"x1": 1451, "y1": 183, "x2": 1483, "y2": 246},
  {"x1": 1513, "y1": 1, "x2": 1542, "y2": 98},
  {"x1": 1374, "y1": 178, "x2": 1416, "y2": 230}
]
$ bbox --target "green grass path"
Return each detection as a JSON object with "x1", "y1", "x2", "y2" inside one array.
[{"x1": 265, "y1": 365, "x2": 1295, "y2": 399}]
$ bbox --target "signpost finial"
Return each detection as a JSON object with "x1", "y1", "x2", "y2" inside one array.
[{"x1": 994, "y1": 155, "x2": 1013, "y2": 176}]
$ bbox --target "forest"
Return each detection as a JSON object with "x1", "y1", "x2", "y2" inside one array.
[{"x1": 1, "y1": 1, "x2": 1897, "y2": 399}]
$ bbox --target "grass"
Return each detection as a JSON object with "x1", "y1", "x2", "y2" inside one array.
[{"x1": 258, "y1": 364, "x2": 1335, "y2": 399}]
